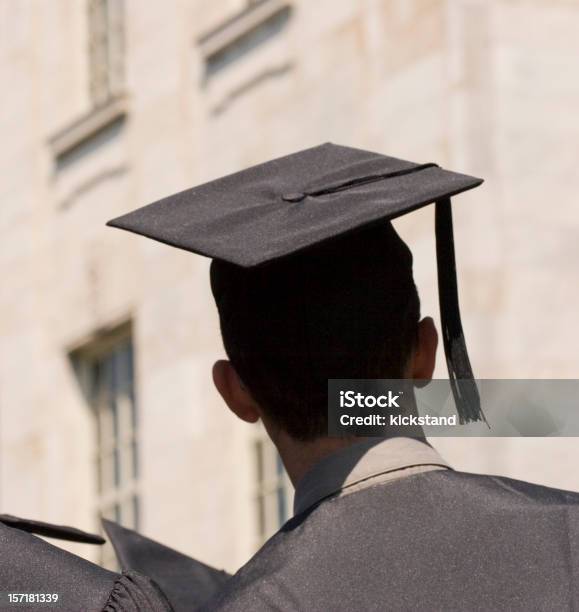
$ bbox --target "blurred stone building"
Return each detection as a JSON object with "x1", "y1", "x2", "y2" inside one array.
[{"x1": 1, "y1": 0, "x2": 578, "y2": 571}]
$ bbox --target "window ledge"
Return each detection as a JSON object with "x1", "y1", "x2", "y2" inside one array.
[
  {"x1": 49, "y1": 95, "x2": 129, "y2": 162},
  {"x1": 198, "y1": 0, "x2": 290, "y2": 60}
]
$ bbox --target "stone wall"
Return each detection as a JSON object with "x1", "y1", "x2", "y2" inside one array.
[{"x1": 0, "y1": 0, "x2": 578, "y2": 569}]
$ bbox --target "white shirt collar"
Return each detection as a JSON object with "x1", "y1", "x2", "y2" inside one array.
[{"x1": 293, "y1": 437, "x2": 450, "y2": 516}]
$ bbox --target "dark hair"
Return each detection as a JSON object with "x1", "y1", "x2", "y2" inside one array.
[{"x1": 210, "y1": 222, "x2": 420, "y2": 441}]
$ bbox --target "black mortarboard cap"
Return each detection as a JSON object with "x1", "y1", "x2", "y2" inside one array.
[
  {"x1": 107, "y1": 143, "x2": 485, "y2": 423},
  {"x1": 103, "y1": 519, "x2": 230, "y2": 610},
  {"x1": 0, "y1": 513, "x2": 106, "y2": 545}
]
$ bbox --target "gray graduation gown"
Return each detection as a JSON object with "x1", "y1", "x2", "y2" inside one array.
[
  {"x1": 0, "y1": 518, "x2": 172, "y2": 611},
  {"x1": 202, "y1": 438, "x2": 579, "y2": 611},
  {"x1": 4, "y1": 438, "x2": 579, "y2": 611}
]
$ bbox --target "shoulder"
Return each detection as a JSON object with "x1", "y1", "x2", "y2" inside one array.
[
  {"x1": 0, "y1": 521, "x2": 171, "y2": 611},
  {"x1": 202, "y1": 516, "x2": 311, "y2": 611},
  {"x1": 204, "y1": 470, "x2": 579, "y2": 610},
  {"x1": 436, "y1": 468, "x2": 579, "y2": 504}
]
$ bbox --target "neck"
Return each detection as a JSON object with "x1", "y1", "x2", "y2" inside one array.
[
  {"x1": 261, "y1": 389, "x2": 424, "y2": 488},
  {"x1": 272, "y1": 431, "x2": 363, "y2": 488},
  {"x1": 264, "y1": 419, "x2": 425, "y2": 490}
]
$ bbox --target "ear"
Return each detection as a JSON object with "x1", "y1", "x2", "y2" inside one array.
[
  {"x1": 410, "y1": 317, "x2": 438, "y2": 386},
  {"x1": 212, "y1": 360, "x2": 260, "y2": 424}
]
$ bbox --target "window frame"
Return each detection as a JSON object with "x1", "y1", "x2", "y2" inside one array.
[
  {"x1": 88, "y1": 0, "x2": 126, "y2": 108},
  {"x1": 252, "y1": 425, "x2": 293, "y2": 546},
  {"x1": 71, "y1": 323, "x2": 139, "y2": 567}
]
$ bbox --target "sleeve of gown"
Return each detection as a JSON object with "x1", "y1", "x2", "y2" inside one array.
[{"x1": 102, "y1": 571, "x2": 173, "y2": 611}]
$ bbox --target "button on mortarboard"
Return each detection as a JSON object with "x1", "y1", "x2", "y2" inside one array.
[
  {"x1": 107, "y1": 142, "x2": 485, "y2": 424},
  {"x1": 282, "y1": 192, "x2": 306, "y2": 202}
]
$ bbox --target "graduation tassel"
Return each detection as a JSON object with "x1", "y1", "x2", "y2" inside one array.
[{"x1": 435, "y1": 198, "x2": 487, "y2": 425}]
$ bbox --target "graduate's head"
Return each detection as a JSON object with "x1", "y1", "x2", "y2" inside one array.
[
  {"x1": 210, "y1": 222, "x2": 438, "y2": 441},
  {"x1": 108, "y1": 144, "x2": 485, "y2": 429}
]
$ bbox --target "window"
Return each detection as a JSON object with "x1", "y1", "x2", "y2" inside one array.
[
  {"x1": 48, "y1": 1, "x2": 127, "y2": 167},
  {"x1": 88, "y1": 0, "x2": 125, "y2": 107},
  {"x1": 253, "y1": 431, "x2": 293, "y2": 545},
  {"x1": 73, "y1": 328, "x2": 138, "y2": 568}
]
